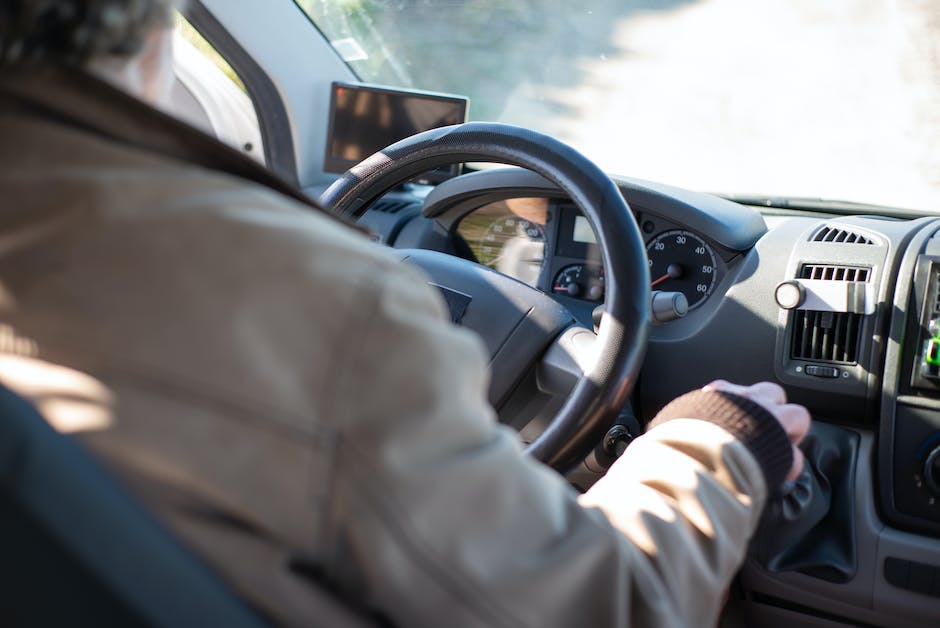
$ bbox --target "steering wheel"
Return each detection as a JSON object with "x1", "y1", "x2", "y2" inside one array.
[{"x1": 321, "y1": 122, "x2": 650, "y2": 472}]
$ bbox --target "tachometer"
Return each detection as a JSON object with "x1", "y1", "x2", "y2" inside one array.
[{"x1": 646, "y1": 230, "x2": 717, "y2": 309}]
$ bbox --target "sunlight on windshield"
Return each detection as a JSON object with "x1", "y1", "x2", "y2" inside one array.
[{"x1": 298, "y1": 0, "x2": 940, "y2": 212}]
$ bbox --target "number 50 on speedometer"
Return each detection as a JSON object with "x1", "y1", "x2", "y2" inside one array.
[{"x1": 646, "y1": 230, "x2": 717, "y2": 309}]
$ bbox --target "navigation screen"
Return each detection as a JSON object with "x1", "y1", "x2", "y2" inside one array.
[{"x1": 325, "y1": 82, "x2": 468, "y2": 182}]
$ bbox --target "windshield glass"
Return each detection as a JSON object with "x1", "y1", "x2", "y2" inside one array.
[{"x1": 297, "y1": 1, "x2": 940, "y2": 212}]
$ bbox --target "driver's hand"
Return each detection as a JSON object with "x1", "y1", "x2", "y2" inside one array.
[{"x1": 703, "y1": 380, "x2": 810, "y2": 482}]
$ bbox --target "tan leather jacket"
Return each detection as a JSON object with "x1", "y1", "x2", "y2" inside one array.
[{"x1": 0, "y1": 69, "x2": 768, "y2": 627}]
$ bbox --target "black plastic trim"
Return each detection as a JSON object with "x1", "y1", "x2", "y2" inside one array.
[{"x1": 184, "y1": 2, "x2": 299, "y2": 184}]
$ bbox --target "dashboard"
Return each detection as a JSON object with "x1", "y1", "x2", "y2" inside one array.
[{"x1": 353, "y1": 166, "x2": 940, "y2": 627}]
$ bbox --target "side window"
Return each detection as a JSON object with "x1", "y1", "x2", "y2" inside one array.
[{"x1": 172, "y1": 16, "x2": 265, "y2": 163}]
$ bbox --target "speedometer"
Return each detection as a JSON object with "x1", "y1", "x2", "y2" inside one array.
[{"x1": 646, "y1": 230, "x2": 717, "y2": 309}]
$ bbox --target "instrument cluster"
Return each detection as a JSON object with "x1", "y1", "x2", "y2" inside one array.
[{"x1": 455, "y1": 197, "x2": 725, "y2": 313}]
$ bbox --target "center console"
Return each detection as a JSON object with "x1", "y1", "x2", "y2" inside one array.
[{"x1": 881, "y1": 231, "x2": 940, "y2": 540}]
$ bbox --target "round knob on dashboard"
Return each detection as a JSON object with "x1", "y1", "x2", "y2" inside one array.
[
  {"x1": 924, "y1": 447, "x2": 940, "y2": 495},
  {"x1": 651, "y1": 290, "x2": 689, "y2": 323},
  {"x1": 775, "y1": 280, "x2": 805, "y2": 310}
]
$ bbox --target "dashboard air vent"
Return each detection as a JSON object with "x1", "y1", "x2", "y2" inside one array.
[
  {"x1": 811, "y1": 226, "x2": 875, "y2": 245},
  {"x1": 790, "y1": 264, "x2": 871, "y2": 364},
  {"x1": 791, "y1": 310, "x2": 862, "y2": 363},
  {"x1": 371, "y1": 199, "x2": 415, "y2": 214}
]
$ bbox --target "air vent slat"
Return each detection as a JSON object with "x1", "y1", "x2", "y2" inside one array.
[
  {"x1": 811, "y1": 312, "x2": 822, "y2": 359},
  {"x1": 799, "y1": 311, "x2": 811, "y2": 358},
  {"x1": 846, "y1": 314, "x2": 859, "y2": 362},
  {"x1": 811, "y1": 226, "x2": 875, "y2": 245},
  {"x1": 822, "y1": 312, "x2": 835, "y2": 360},
  {"x1": 833, "y1": 312, "x2": 845, "y2": 360}
]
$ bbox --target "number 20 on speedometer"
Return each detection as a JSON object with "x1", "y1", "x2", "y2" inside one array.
[{"x1": 646, "y1": 230, "x2": 717, "y2": 309}]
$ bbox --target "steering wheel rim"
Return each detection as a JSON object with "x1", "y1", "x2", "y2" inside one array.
[{"x1": 321, "y1": 122, "x2": 650, "y2": 471}]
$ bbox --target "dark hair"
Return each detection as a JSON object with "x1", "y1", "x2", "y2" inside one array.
[{"x1": 0, "y1": 0, "x2": 179, "y2": 66}]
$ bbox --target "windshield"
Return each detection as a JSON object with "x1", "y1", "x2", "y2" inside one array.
[{"x1": 297, "y1": 1, "x2": 940, "y2": 213}]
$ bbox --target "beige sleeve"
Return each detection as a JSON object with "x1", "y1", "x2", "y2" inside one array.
[{"x1": 322, "y1": 260, "x2": 768, "y2": 628}]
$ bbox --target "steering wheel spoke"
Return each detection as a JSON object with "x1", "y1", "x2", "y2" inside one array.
[{"x1": 536, "y1": 325, "x2": 598, "y2": 397}]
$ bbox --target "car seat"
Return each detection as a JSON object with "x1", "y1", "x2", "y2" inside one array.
[
  {"x1": 0, "y1": 383, "x2": 271, "y2": 626},
  {"x1": 0, "y1": 383, "x2": 386, "y2": 627}
]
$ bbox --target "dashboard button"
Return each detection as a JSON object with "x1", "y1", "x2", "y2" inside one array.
[
  {"x1": 923, "y1": 447, "x2": 940, "y2": 495},
  {"x1": 927, "y1": 338, "x2": 940, "y2": 366},
  {"x1": 805, "y1": 365, "x2": 839, "y2": 378}
]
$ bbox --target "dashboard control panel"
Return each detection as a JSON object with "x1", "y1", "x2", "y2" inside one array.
[
  {"x1": 911, "y1": 258, "x2": 940, "y2": 392},
  {"x1": 451, "y1": 197, "x2": 733, "y2": 323},
  {"x1": 886, "y1": 245, "x2": 940, "y2": 538},
  {"x1": 890, "y1": 404, "x2": 940, "y2": 526}
]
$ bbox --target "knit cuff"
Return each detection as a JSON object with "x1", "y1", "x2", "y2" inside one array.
[{"x1": 648, "y1": 389, "x2": 793, "y2": 492}]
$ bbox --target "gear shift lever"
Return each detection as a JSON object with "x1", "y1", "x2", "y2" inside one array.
[{"x1": 749, "y1": 422, "x2": 860, "y2": 583}]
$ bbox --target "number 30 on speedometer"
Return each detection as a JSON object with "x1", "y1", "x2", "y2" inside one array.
[{"x1": 646, "y1": 230, "x2": 717, "y2": 309}]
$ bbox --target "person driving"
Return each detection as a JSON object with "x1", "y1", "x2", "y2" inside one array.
[{"x1": 0, "y1": 1, "x2": 809, "y2": 626}]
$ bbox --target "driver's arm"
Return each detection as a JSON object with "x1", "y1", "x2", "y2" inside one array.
[{"x1": 322, "y1": 258, "x2": 800, "y2": 628}]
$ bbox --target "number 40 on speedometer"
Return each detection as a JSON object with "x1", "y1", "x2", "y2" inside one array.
[{"x1": 646, "y1": 230, "x2": 717, "y2": 309}]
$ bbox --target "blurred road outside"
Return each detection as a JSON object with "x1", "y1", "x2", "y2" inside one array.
[{"x1": 309, "y1": 0, "x2": 940, "y2": 211}]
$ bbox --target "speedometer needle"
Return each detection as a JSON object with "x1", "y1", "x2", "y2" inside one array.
[
  {"x1": 650, "y1": 263, "x2": 683, "y2": 287},
  {"x1": 650, "y1": 273, "x2": 670, "y2": 287}
]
